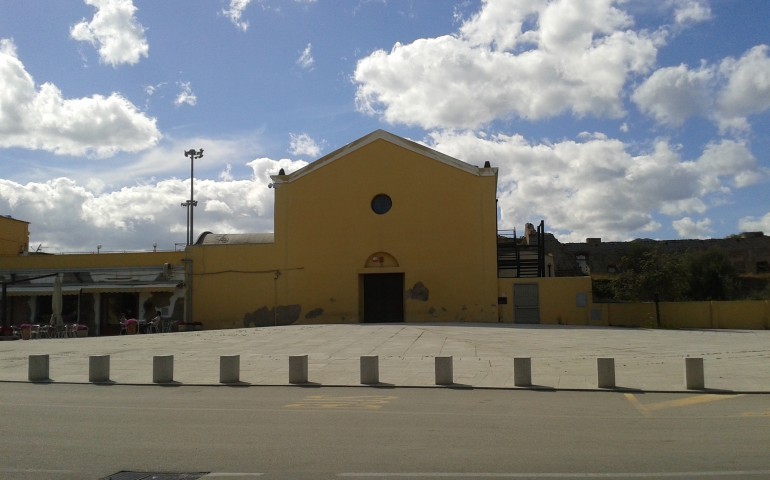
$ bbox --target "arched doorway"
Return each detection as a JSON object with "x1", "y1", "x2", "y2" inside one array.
[{"x1": 361, "y1": 252, "x2": 404, "y2": 323}]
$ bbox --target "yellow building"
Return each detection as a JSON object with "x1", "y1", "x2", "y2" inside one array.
[
  {"x1": 8, "y1": 130, "x2": 766, "y2": 332},
  {"x1": 0, "y1": 250, "x2": 185, "y2": 335},
  {"x1": 0, "y1": 216, "x2": 29, "y2": 256},
  {"x1": 190, "y1": 130, "x2": 500, "y2": 328},
  {"x1": 1, "y1": 130, "x2": 599, "y2": 334},
  {"x1": 2, "y1": 214, "x2": 184, "y2": 334}
]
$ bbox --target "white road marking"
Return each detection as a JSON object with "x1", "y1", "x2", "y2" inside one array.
[
  {"x1": 202, "y1": 474, "x2": 265, "y2": 478},
  {"x1": 0, "y1": 468, "x2": 73, "y2": 474},
  {"x1": 339, "y1": 471, "x2": 770, "y2": 478}
]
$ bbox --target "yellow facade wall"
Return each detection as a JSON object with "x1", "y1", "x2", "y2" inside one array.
[
  {"x1": 275, "y1": 138, "x2": 499, "y2": 325},
  {"x1": 0, "y1": 217, "x2": 29, "y2": 256},
  {"x1": 188, "y1": 243, "x2": 281, "y2": 329},
  {"x1": 189, "y1": 135, "x2": 500, "y2": 329}
]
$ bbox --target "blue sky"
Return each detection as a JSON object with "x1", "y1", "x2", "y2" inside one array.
[{"x1": 1, "y1": 0, "x2": 769, "y2": 253}]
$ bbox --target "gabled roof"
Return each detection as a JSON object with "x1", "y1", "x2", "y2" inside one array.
[{"x1": 270, "y1": 130, "x2": 497, "y2": 184}]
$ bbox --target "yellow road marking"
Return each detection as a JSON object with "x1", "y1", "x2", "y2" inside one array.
[
  {"x1": 741, "y1": 410, "x2": 770, "y2": 418},
  {"x1": 624, "y1": 393, "x2": 651, "y2": 417},
  {"x1": 625, "y1": 393, "x2": 742, "y2": 416},
  {"x1": 285, "y1": 395, "x2": 397, "y2": 410}
]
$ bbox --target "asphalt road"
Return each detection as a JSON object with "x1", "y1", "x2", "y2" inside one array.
[{"x1": 1, "y1": 384, "x2": 769, "y2": 480}]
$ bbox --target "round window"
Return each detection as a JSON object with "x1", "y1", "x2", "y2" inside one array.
[{"x1": 371, "y1": 194, "x2": 392, "y2": 215}]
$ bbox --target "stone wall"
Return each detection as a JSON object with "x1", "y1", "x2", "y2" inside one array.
[{"x1": 547, "y1": 232, "x2": 770, "y2": 277}]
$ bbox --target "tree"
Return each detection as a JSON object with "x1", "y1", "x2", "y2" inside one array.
[
  {"x1": 612, "y1": 244, "x2": 688, "y2": 326},
  {"x1": 684, "y1": 249, "x2": 737, "y2": 301}
]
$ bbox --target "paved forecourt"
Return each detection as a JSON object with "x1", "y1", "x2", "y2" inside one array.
[{"x1": 1, "y1": 323, "x2": 769, "y2": 392}]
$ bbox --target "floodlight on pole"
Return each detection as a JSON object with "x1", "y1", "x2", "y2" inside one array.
[{"x1": 182, "y1": 148, "x2": 204, "y2": 246}]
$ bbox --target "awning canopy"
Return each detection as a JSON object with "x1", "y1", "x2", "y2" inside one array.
[
  {"x1": 5, "y1": 285, "x2": 83, "y2": 296},
  {"x1": 81, "y1": 283, "x2": 178, "y2": 294},
  {"x1": 5, "y1": 283, "x2": 178, "y2": 296}
]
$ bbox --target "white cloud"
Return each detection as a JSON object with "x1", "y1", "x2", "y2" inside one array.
[
  {"x1": 288, "y1": 133, "x2": 323, "y2": 157},
  {"x1": 352, "y1": 0, "x2": 766, "y2": 137},
  {"x1": 174, "y1": 82, "x2": 198, "y2": 107},
  {"x1": 223, "y1": 0, "x2": 252, "y2": 32},
  {"x1": 70, "y1": 0, "x2": 149, "y2": 67},
  {"x1": 671, "y1": 0, "x2": 712, "y2": 26},
  {"x1": 634, "y1": 45, "x2": 770, "y2": 133},
  {"x1": 0, "y1": 131, "x2": 310, "y2": 251},
  {"x1": 672, "y1": 217, "x2": 712, "y2": 238},
  {"x1": 697, "y1": 140, "x2": 763, "y2": 189},
  {"x1": 425, "y1": 130, "x2": 763, "y2": 241},
  {"x1": 0, "y1": 155, "x2": 308, "y2": 252},
  {"x1": 219, "y1": 163, "x2": 234, "y2": 182},
  {"x1": 144, "y1": 82, "x2": 167, "y2": 97},
  {"x1": 716, "y1": 45, "x2": 770, "y2": 133},
  {"x1": 632, "y1": 63, "x2": 713, "y2": 126},
  {"x1": 2, "y1": 128, "x2": 762, "y2": 251},
  {"x1": 297, "y1": 43, "x2": 314, "y2": 70},
  {"x1": 739, "y1": 212, "x2": 770, "y2": 234},
  {"x1": 353, "y1": 0, "x2": 659, "y2": 129},
  {"x1": 204, "y1": 199, "x2": 234, "y2": 215},
  {"x1": 0, "y1": 38, "x2": 160, "y2": 157}
]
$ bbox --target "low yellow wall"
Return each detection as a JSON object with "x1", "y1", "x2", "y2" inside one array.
[
  {"x1": 498, "y1": 277, "x2": 593, "y2": 325},
  {"x1": 660, "y1": 302, "x2": 711, "y2": 329},
  {"x1": 601, "y1": 303, "x2": 657, "y2": 328},
  {"x1": 711, "y1": 301, "x2": 770, "y2": 329},
  {"x1": 497, "y1": 276, "x2": 770, "y2": 330},
  {"x1": 597, "y1": 300, "x2": 770, "y2": 329}
]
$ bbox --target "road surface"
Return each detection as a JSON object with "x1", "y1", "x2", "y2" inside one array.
[{"x1": 1, "y1": 384, "x2": 769, "y2": 479}]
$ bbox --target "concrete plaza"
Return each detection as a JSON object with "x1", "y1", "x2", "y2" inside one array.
[{"x1": 1, "y1": 323, "x2": 769, "y2": 392}]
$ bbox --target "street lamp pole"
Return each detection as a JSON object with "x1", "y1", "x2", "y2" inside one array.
[
  {"x1": 182, "y1": 148, "x2": 204, "y2": 245},
  {"x1": 180, "y1": 148, "x2": 202, "y2": 326}
]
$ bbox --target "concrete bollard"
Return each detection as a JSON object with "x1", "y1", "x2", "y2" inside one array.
[
  {"x1": 435, "y1": 356, "x2": 453, "y2": 385},
  {"x1": 684, "y1": 357, "x2": 705, "y2": 390},
  {"x1": 28, "y1": 354, "x2": 50, "y2": 382},
  {"x1": 89, "y1": 355, "x2": 111, "y2": 383},
  {"x1": 597, "y1": 357, "x2": 615, "y2": 388},
  {"x1": 220, "y1": 355, "x2": 240, "y2": 383},
  {"x1": 289, "y1": 355, "x2": 309, "y2": 384},
  {"x1": 514, "y1": 357, "x2": 532, "y2": 387},
  {"x1": 360, "y1": 355, "x2": 379, "y2": 384},
  {"x1": 153, "y1": 355, "x2": 174, "y2": 383}
]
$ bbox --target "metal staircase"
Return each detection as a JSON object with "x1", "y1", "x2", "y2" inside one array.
[{"x1": 497, "y1": 220, "x2": 546, "y2": 278}]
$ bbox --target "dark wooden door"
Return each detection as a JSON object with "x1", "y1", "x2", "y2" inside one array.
[{"x1": 362, "y1": 273, "x2": 404, "y2": 323}]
